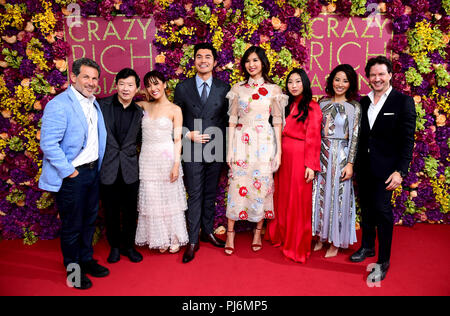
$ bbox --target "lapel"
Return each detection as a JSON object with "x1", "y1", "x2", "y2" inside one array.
[
  {"x1": 371, "y1": 89, "x2": 396, "y2": 133},
  {"x1": 188, "y1": 78, "x2": 203, "y2": 117},
  {"x1": 102, "y1": 97, "x2": 119, "y2": 147},
  {"x1": 201, "y1": 78, "x2": 220, "y2": 117},
  {"x1": 360, "y1": 96, "x2": 371, "y2": 135},
  {"x1": 67, "y1": 87, "x2": 88, "y2": 138}
]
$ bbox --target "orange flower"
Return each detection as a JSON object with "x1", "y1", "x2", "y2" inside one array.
[
  {"x1": 378, "y1": 2, "x2": 387, "y2": 13},
  {"x1": 54, "y1": 59, "x2": 67, "y2": 72},
  {"x1": 33, "y1": 101, "x2": 42, "y2": 111},
  {"x1": 155, "y1": 54, "x2": 166, "y2": 64},
  {"x1": 1, "y1": 110, "x2": 11, "y2": 118},
  {"x1": 326, "y1": 3, "x2": 336, "y2": 13},
  {"x1": 413, "y1": 95, "x2": 421, "y2": 104},
  {"x1": 174, "y1": 18, "x2": 184, "y2": 26},
  {"x1": 436, "y1": 114, "x2": 446, "y2": 127},
  {"x1": 271, "y1": 17, "x2": 282, "y2": 30},
  {"x1": 21, "y1": 79, "x2": 30, "y2": 87}
]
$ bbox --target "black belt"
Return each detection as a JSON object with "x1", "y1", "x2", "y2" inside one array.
[{"x1": 77, "y1": 160, "x2": 98, "y2": 170}]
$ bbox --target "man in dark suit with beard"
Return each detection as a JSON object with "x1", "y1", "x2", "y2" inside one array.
[
  {"x1": 174, "y1": 43, "x2": 230, "y2": 263},
  {"x1": 351, "y1": 56, "x2": 416, "y2": 283}
]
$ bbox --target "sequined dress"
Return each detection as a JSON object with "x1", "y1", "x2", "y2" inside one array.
[
  {"x1": 312, "y1": 99, "x2": 361, "y2": 248},
  {"x1": 135, "y1": 114, "x2": 188, "y2": 249}
]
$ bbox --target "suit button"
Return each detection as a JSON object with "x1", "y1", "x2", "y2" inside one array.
[{"x1": 368, "y1": 149, "x2": 370, "y2": 153}]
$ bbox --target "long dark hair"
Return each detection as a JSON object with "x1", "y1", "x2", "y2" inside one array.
[
  {"x1": 285, "y1": 68, "x2": 312, "y2": 122},
  {"x1": 325, "y1": 64, "x2": 358, "y2": 100},
  {"x1": 240, "y1": 46, "x2": 273, "y2": 84}
]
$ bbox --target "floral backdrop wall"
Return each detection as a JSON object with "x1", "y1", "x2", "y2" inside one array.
[{"x1": 0, "y1": 0, "x2": 449, "y2": 244}]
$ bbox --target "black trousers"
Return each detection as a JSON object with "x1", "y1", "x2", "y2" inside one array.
[
  {"x1": 182, "y1": 161, "x2": 223, "y2": 244},
  {"x1": 101, "y1": 170, "x2": 139, "y2": 250},
  {"x1": 358, "y1": 171, "x2": 394, "y2": 264},
  {"x1": 55, "y1": 165, "x2": 99, "y2": 267}
]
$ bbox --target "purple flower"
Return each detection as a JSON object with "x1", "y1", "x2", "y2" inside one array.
[
  {"x1": 19, "y1": 59, "x2": 36, "y2": 78},
  {"x1": 52, "y1": 40, "x2": 69, "y2": 59},
  {"x1": 386, "y1": 0, "x2": 405, "y2": 20},
  {"x1": 231, "y1": 0, "x2": 245, "y2": 10},
  {"x1": 80, "y1": 1, "x2": 99, "y2": 18},
  {"x1": 271, "y1": 33, "x2": 286, "y2": 52},
  {"x1": 261, "y1": 0, "x2": 281, "y2": 16},
  {"x1": 46, "y1": 69, "x2": 67, "y2": 87},
  {"x1": 393, "y1": 15, "x2": 411, "y2": 34}
]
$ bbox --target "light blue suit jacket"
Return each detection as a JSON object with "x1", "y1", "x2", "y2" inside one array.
[{"x1": 38, "y1": 87, "x2": 107, "y2": 192}]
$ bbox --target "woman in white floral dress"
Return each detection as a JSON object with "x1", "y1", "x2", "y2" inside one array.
[{"x1": 225, "y1": 46, "x2": 288, "y2": 255}]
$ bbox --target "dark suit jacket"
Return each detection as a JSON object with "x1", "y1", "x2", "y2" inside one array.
[
  {"x1": 355, "y1": 89, "x2": 416, "y2": 181},
  {"x1": 98, "y1": 94, "x2": 143, "y2": 185},
  {"x1": 174, "y1": 77, "x2": 230, "y2": 163}
]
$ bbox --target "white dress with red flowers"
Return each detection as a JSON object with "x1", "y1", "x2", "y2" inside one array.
[{"x1": 226, "y1": 77, "x2": 288, "y2": 222}]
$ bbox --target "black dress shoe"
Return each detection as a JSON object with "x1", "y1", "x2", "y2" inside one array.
[
  {"x1": 121, "y1": 248, "x2": 143, "y2": 263},
  {"x1": 66, "y1": 271, "x2": 92, "y2": 290},
  {"x1": 182, "y1": 243, "x2": 199, "y2": 263},
  {"x1": 81, "y1": 260, "x2": 110, "y2": 277},
  {"x1": 200, "y1": 232, "x2": 226, "y2": 248},
  {"x1": 107, "y1": 248, "x2": 120, "y2": 263},
  {"x1": 349, "y1": 247, "x2": 376, "y2": 262},
  {"x1": 367, "y1": 261, "x2": 390, "y2": 283}
]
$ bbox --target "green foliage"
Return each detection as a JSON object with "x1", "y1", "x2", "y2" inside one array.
[
  {"x1": 2, "y1": 48, "x2": 23, "y2": 69},
  {"x1": 8, "y1": 136, "x2": 24, "y2": 152},
  {"x1": 415, "y1": 103, "x2": 427, "y2": 131},
  {"x1": 434, "y1": 64, "x2": 450, "y2": 87},
  {"x1": 244, "y1": 0, "x2": 270, "y2": 25},
  {"x1": 424, "y1": 156, "x2": 439, "y2": 178},
  {"x1": 195, "y1": 5, "x2": 211, "y2": 24}
]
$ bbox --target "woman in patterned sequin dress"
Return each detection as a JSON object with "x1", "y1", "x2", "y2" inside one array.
[
  {"x1": 135, "y1": 71, "x2": 188, "y2": 254},
  {"x1": 224, "y1": 46, "x2": 288, "y2": 255},
  {"x1": 312, "y1": 64, "x2": 361, "y2": 258}
]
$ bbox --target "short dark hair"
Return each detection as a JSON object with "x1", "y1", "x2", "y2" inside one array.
[
  {"x1": 240, "y1": 46, "x2": 273, "y2": 84},
  {"x1": 72, "y1": 58, "x2": 101, "y2": 77},
  {"x1": 115, "y1": 68, "x2": 140, "y2": 87},
  {"x1": 143, "y1": 70, "x2": 166, "y2": 88},
  {"x1": 365, "y1": 56, "x2": 393, "y2": 78},
  {"x1": 194, "y1": 42, "x2": 218, "y2": 61},
  {"x1": 326, "y1": 64, "x2": 358, "y2": 101}
]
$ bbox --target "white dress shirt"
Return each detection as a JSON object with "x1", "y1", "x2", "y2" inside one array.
[
  {"x1": 367, "y1": 86, "x2": 392, "y2": 130},
  {"x1": 70, "y1": 85, "x2": 99, "y2": 167}
]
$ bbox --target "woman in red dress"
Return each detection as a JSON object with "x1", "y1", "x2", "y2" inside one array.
[{"x1": 265, "y1": 68, "x2": 322, "y2": 263}]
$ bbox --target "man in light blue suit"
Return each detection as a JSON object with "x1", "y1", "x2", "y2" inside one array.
[{"x1": 39, "y1": 58, "x2": 109, "y2": 290}]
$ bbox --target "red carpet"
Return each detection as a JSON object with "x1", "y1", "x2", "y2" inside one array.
[{"x1": 0, "y1": 223, "x2": 449, "y2": 296}]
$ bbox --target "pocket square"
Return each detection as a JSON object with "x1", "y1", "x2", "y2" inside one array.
[{"x1": 383, "y1": 112, "x2": 395, "y2": 115}]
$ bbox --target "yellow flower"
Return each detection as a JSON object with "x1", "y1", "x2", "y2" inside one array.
[{"x1": 31, "y1": 1, "x2": 57, "y2": 36}]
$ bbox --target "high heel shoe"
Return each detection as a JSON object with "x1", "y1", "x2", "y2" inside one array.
[
  {"x1": 224, "y1": 230, "x2": 235, "y2": 256},
  {"x1": 252, "y1": 228, "x2": 262, "y2": 252},
  {"x1": 169, "y1": 244, "x2": 180, "y2": 254}
]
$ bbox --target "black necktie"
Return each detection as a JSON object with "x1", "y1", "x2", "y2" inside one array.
[{"x1": 201, "y1": 82, "x2": 208, "y2": 105}]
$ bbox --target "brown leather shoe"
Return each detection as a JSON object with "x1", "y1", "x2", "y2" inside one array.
[
  {"x1": 182, "y1": 243, "x2": 199, "y2": 263},
  {"x1": 200, "y1": 232, "x2": 226, "y2": 248}
]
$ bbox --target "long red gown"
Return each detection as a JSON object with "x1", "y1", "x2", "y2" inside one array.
[{"x1": 265, "y1": 96, "x2": 322, "y2": 263}]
